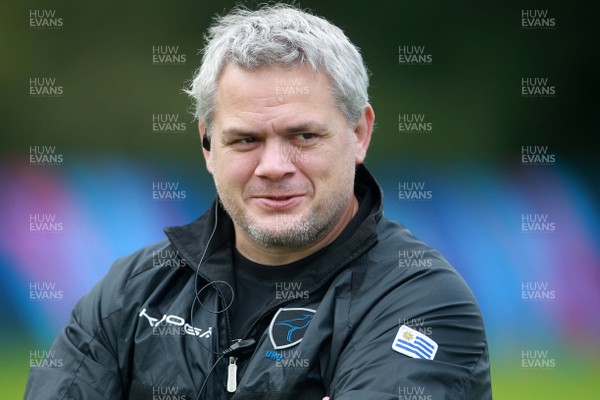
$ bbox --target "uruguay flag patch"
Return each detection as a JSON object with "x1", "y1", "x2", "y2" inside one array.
[{"x1": 392, "y1": 325, "x2": 438, "y2": 360}]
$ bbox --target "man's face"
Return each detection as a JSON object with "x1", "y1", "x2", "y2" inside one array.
[{"x1": 203, "y1": 64, "x2": 371, "y2": 251}]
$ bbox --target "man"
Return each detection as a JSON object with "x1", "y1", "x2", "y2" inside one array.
[{"x1": 25, "y1": 4, "x2": 492, "y2": 399}]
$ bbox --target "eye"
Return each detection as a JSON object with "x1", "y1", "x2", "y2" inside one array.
[
  {"x1": 237, "y1": 137, "x2": 257, "y2": 144},
  {"x1": 226, "y1": 136, "x2": 260, "y2": 151},
  {"x1": 229, "y1": 136, "x2": 260, "y2": 146},
  {"x1": 293, "y1": 133, "x2": 317, "y2": 141}
]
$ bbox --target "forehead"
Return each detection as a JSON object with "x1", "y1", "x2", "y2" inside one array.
[{"x1": 213, "y1": 63, "x2": 337, "y2": 124}]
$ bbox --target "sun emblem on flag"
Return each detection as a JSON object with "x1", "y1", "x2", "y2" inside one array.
[{"x1": 402, "y1": 331, "x2": 414, "y2": 341}]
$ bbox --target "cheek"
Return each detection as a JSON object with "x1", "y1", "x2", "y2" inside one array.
[
  {"x1": 213, "y1": 154, "x2": 257, "y2": 186},
  {"x1": 310, "y1": 139, "x2": 354, "y2": 174},
  {"x1": 294, "y1": 151, "x2": 341, "y2": 193}
]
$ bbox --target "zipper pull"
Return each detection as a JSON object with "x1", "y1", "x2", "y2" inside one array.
[
  {"x1": 227, "y1": 356, "x2": 238, "y2": 393},
  {"x1": 222, "y1": 339, "x2": 255, "y2": 393}
]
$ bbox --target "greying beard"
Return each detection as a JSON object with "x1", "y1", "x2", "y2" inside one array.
[
  {"x1": 243, "y1": 195, "x2": 348, "y2": 248},
  {"x1": 214, "y1": 181, "x2": 353, "y2": 250}
]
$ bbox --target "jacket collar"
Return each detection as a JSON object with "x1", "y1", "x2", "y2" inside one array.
[{"x1": 164, "y1": 164, "x2": 383, "y2": 286}]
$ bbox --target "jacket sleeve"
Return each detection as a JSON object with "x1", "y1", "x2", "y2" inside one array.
[
  {"x1": 24, "y1": 257, "x2": 132, "y2": 400},
  {"x1": 329, "y1": 259, "x2": 492, "y2": 400}
]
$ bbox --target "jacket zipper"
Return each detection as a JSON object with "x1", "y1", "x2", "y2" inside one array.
[
  {"x1": 226, "y1": 356, "x2": 238, "y2": 392},
  {"x1": 189, "y1": 234, "x2": 377, "y2": 394}
]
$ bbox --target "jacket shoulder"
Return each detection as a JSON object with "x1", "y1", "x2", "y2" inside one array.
[
  {"x1": 334, "y1": 217, "x2": 491, "y2": 398},
  {"x1": 362, "y1": 217, "x2": 480, "y2": 310},
  {"x1": 368, "y1": 216, "x2": 455, "y2": 277}
]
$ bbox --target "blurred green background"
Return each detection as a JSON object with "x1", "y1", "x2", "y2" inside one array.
[
  {"x1": 1, "y1": 1, "x2": 598, "y2": 399},
  {"x1": 2, "y1": 1, "x2": 597, "y2": 163}
]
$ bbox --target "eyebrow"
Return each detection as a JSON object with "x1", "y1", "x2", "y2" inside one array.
[
  {"x1": 220, "y1": 122, "x2": 327, "y2": 138},
  {"x1": 283, "y1": 123, "x2": 327, "y2": 134}
]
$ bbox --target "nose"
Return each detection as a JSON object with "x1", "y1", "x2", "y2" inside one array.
[{"x1": 254, "y1": 140, "x2": 297, "y2": 180}]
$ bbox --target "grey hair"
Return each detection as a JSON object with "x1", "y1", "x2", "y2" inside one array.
[{"x1": 186, "y1": 3, "x2": 369, "y2": 136}]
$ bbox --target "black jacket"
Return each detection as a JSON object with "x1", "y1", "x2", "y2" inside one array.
[{"x1": 25, "y1": 165, "x2": 492, "y2": 399}]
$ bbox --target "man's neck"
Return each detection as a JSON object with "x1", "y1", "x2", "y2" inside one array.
[{"x1": 235, "y1": 195, "x2": 359, "y2": 266}]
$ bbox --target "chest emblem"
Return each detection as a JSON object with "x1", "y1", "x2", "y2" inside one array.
[{"x1": 268, "y1": 307, "x2": 316, "y2": 350}]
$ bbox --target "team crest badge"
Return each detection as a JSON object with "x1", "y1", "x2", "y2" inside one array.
[{"x1": 268, "y1": 308, "x2": 316, "y2": 350}]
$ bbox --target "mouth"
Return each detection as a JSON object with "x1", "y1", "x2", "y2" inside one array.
[
  {"x1": 253, "y1": 192, "x2": 303, "y2": 199},
  {"x1": 263, "y1": 195, "x2": 296, "y2": 200},
  {"x1": 252, "y1": 194, "x2": 305, "y2": 210}
]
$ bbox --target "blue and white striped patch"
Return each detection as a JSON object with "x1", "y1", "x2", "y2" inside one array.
[{"x1": 392, "y1": 325, "x2": 438, "y2": 360}]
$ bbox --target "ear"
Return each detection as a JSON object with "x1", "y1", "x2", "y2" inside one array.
[
  {"x1": 199, "y1": 121, "x2": 214, "y2": 174},
  {"x1": 353, "y1": 104, "x2": 375, "y2": 164}
]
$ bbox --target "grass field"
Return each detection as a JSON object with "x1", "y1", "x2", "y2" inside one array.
[{"x1": 491, "y1": 361, "x2": 598, "y2": 399}]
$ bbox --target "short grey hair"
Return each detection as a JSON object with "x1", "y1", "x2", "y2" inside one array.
[{"x1": 186, "y1": 3, "x2": 369, "y2": 136}]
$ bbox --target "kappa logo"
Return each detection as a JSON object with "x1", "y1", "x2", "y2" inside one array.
[
  {"x1": 139, "y1": 308, "x2": 212, "y2": 338},
  {"x1": 268, "y1": 308, "x2": 316, "y2": 350}
]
